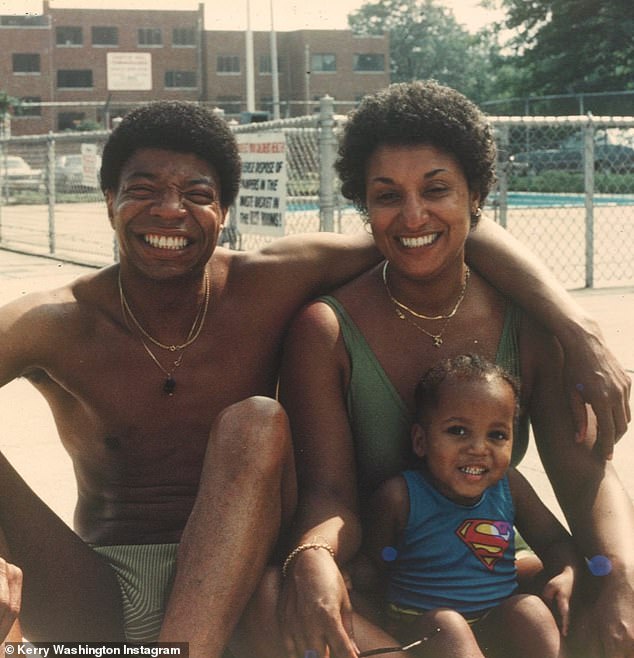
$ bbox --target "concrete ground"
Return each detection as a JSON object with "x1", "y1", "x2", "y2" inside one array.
[{"x1": 0, "y1": 248, "x2": 632, "y2": 531}]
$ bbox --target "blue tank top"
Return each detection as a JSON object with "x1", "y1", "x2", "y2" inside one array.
[{"x1": 387, "y1": 470, "x2": 518, "y2": 615}]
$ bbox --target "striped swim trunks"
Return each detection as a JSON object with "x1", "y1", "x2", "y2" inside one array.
[{"x1": 92, "y1": 543, "x2": 179, "y2": 643}]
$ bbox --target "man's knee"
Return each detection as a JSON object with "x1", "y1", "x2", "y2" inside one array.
[{"x1": 210, "y1": 396, "x2": 291, "y2": 474}]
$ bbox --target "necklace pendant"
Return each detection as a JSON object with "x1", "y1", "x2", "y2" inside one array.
[
  {"x1": 163, "y1": 376, "x2": 176, "y2": 395},
  {"x1": 433, "y1": 335, "x2": 443, "y2": 347}
]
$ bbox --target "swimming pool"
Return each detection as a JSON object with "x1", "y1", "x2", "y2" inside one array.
[
  {"x1": 288, "y1": 192, "x2": 634, "y2": 212},
  {"x1": 487, "y1": 192, "x2": 634, "y2": 208}
]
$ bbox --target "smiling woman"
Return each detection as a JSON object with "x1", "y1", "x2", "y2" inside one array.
[{"x1": 239, "y1": 80, "x2": 634, "y2": 658}]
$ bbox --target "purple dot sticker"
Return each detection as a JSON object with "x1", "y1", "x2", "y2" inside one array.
[
  {"x1": 381, "y1": 546, "x2": 398, "y2": 562},
  {"x1": 586, "y1": 555, "x2": 612, "y2": 576},
  {"x1": 304, "y1": 651, "x2": 318, "y2": 658},
  {"x1": 575, "y1": 383, "x2": 585, "y2": 393}
]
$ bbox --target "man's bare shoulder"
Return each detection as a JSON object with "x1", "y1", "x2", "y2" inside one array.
[
  {"x1": 0, "y1": 266, "x2": 117, "y2": 382},
  {"x1": 0, "y1": 266, "x2": 118, "y2": 356},
  {"x1": 0, "y1": 266, "x2": 114, "y2": 319}
]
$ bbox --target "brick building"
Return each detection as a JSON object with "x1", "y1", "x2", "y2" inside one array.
[
  {"x1": 1, "y1": 2, "x2": 390, "y2": 136},
  {"x1": 206, "y1": 29, "x2": 390, "y2": 118}
]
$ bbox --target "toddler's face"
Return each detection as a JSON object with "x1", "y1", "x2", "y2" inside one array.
[{"x1": 412, "y1": 377, "x2": 515, "y2": 505}]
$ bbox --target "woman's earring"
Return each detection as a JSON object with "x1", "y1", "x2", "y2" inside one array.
[{"x1": 470, "y1": 207, "x2": 482, "y2": 224}]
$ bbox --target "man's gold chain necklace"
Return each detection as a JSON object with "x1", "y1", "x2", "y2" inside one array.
[
  {"x1": 383, "y1": 261, "x2": 470, "y2": 347},
  {"x1": 118, "y1": 270, "x2": 211, "y2": 395}
]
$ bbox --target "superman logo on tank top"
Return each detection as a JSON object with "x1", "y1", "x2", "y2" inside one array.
[{"x1": 455, "y1": 519, "x2": 513, "y2": 571}]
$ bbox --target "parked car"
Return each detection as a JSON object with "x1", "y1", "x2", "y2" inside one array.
[
  {"x1": 510, "y1": 132, "x2": 634, "y2": 175},
  {"x1": 0, "y1": 155, "x2": 43, "y2": 192},
  {"x1": 55, "y1": 153, "x2": 102, "y2": 192}
]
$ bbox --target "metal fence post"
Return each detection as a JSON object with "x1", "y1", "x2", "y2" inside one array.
[
  {"x1": 47, "y1": 133, "x2": 56, "y2": 255},
  {"x1": 495, "y1": 124, "x2": 510, "y2": 228},
  {"x1": 583, "y1": 119, "x2": 595, "y2": 288},
  {"x1": 0, "y1": 141, "x2": 3, "y2": 241},
  {"x1": 318, "y1": 95, "x2": 336, "y2": 232}
]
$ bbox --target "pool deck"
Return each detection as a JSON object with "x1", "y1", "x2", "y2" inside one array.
[{"x1": 0, "y1": 248, "x2": 631, "y2": 530}]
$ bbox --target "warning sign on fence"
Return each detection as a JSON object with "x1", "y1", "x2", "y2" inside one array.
[{"x1": 236, "y1": 132, "x2": 287, "y2": 236}]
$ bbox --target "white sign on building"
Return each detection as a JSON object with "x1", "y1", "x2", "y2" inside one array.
[{"x1": 107, "y1": 52, "x2": 152, "y2": 91}]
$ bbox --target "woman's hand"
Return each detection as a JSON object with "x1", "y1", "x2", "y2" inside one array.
[
  {"x1": 561, "y1": 318, "x2": 631, "y2": 459},
  {"x1": 280, "y1": 548, "x2": 359, "y2": 658}
]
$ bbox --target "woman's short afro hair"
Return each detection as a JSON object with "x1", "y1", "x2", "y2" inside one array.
[
  {"x1": 335, "y1": 80, "x2": 497, "y2": 219},
  {"x1": 100, "y1": 101, "x2": 241, "y2": 209}
]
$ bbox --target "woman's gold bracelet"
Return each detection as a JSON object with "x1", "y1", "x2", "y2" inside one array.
[{"x1": 282, "y1": 541, "x2": 336, "y2": 578}]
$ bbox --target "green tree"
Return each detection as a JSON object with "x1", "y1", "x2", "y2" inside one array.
[
  {"x1": 499, "y1": 0, "x2": 634, "y2": 95},
  {"x1": 347, "y1": 0, "x2": 502, "y2": 103},
  {"x1": 0, "y1": 91, "x2": 21, "y2": 137}
]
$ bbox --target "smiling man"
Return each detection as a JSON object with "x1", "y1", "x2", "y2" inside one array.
[
  {"x1": 0, "y1": 100, "x2": 629, "y2": 658},
  {"x1": 0, "y1": 101, "x2": 383, "y2": 655}
]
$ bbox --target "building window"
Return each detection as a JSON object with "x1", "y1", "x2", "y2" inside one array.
[
  {"x1": 216, "y1": 96, "x2": 242, "y2": 114},
  {"x1": 259, "y1": 55, "x2": 285, "y2": 74},
  {"x1": 1, "y1": 15, "x2": 48, "y2": 27},
  {"x1": 217, "y1": 55, "x2": 240, "y2": 74},
  {"x1": 165, "y1": 70, "x2": 197, "y2": 88},
  {"x1": 138, "y1": 28, "x2": 163, "y2": 46},
  {"x1": 92, "y1": 26, "x2": 118, "y2": 46},
  {"x1": 311, "y1": 53, "x2": 336, "y2": 72},
  {"x1": 12, "y1": 54, "x2": 40, "y2": 74},
  {"x1": 57, "y1": 69, "x2": 93, "y2": 88},
  {"x1": 15, "y1": 97, "x2": 41, "y2": 117},
  {"x1": 173, "y1": 28, "x2": 195, "y2": 46},
  {"x1": 353, "y1": 53, "x2": 385, "y2": 72},
  {"x1": 56, "y1": 26, "x2": 83, "y2": 46},
  {"x1": 58, "y1": 112, "x2": 86, "y2": 131}
]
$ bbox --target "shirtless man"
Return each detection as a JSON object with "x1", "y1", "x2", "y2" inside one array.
[{"x1": 0, "y1": 101, "x2": 629, "y2": 657}]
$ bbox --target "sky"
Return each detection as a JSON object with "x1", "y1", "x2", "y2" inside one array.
[{"x1": 0, "y1": 0, "x2": 505, "y2": 33}]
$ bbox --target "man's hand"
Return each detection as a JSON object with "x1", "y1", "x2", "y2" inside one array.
[
  {"x1": 280, "y1": 548, "x2": 358, "y2": 658},
  {"x1": 562, "y1": 321, "x2": 631, "y2": 459},
  {"x1": 0, "y1": 558, "x2": 21, "y2": 643}
]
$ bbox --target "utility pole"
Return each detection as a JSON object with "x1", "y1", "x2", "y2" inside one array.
[
  {"x1": 245, "y1": 0, "x2": 255, "y2": 112},
  {"x1": 269, "y1": 0, "x2": 280, "y2": 119}
]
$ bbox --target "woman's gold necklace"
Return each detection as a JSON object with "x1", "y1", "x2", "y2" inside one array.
[
  {"x1": 382, "y1": 261, "x2": 470, "y2": 347},
  {"x1": 119, "y1": 270, "x2": 211, "y2": 395}
]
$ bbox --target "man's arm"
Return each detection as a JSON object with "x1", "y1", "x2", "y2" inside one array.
[
  {"x1": 467, "y1": 217, "x2": 631, "y2": 457},
  {"x1": 259, "y1": 231, "x2": 380, "y2": 301},
  {"x1": 525, "y1": 323, "x2": 634, "y2": 655}
]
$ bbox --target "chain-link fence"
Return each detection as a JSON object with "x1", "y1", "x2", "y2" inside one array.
[
  {"x1": 1, "y1": 104, "x2": 633, "y2": 288},
  {"x1": 492, "y1": 116, "x2": 634, "y2": 288},
  {"x1": 0, "y1": 129, "x2": 113, "y2": 265}
]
